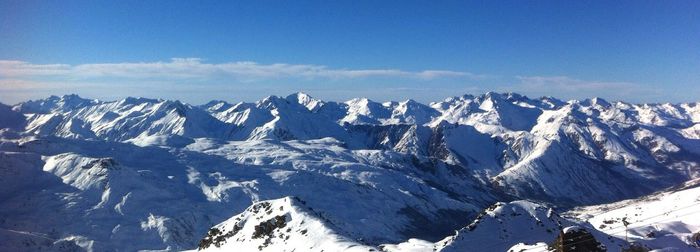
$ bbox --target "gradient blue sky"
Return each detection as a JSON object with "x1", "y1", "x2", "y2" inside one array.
[{"x1": 1, "y1": 0, "x2": 699, "y2": 104}]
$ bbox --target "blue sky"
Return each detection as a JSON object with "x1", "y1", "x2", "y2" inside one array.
[{"x1": 1, "y1": 0, "x2": 699, "y2": 104}]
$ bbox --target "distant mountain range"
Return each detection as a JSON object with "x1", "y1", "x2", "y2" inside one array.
[{"x1": 1, "y1": 92, "x2": 698, "y2": 251}]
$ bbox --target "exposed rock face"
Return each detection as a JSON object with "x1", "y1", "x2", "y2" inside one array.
[{"x1": 549, "y1": 227, "x2": 605, "y2": 252}]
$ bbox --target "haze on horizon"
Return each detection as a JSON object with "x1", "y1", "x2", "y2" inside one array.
[{"x1": 1, "y1": 0, "x2": 699, "y2": 104}]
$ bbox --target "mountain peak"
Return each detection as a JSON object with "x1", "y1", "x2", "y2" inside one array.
[
  {"x1": 480, "y1": 92, "x2": 529, "y2": 103},
  {"x1": 118, "y1": 96, "x2": 161, "y2": 105},
  {"x1": 197, "y1": 197, "x2": 374, "y2": 251},
  {"x1": 400, "y1": 98, "x2": 420, "y2": 105},
  {"x1": 257, "y1": 95, "x2": 290, "y2": 109},
  {"x1": 286, "y1": 91, "x2": 311, "y2": 100},
  {"x1": 588, "y1": 97, "x2": 611, "y2": 107},
  {"x1": 13, "y1": 94, "x2": 97, "y2": 113},
  {"x1": 58, "y1": 93, "x2": 85, "y2": 100},
  {"x1": 199, "y1": 100, "x2": 234, "y2": 113},
  {"x1": 345, "y1": 97, "x2": 373, "y2": 105},
  {"x1": 285, "y1": 92, "x2": 324, "y2": 112}
]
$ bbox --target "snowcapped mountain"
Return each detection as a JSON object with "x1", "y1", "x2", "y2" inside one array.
[
  {"x1": 13, "y1": 94, "x2": 100, "y2": 114},
  {"x1": 1, "y1": 92, "x2": 698, "y2": 251},
  {"x1": 17, "y1": 95, "x2": 233, "y2": 142},
  {"x1": 198, "y1": 93, "x2": 347, "y2": 141}
]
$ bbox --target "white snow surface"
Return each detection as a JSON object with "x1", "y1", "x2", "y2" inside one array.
[
  {"x1": 434, "y1": 201, "x2": 627, "y2": 252},
  {"x1": 566, "y1": 179, "x2": 700, "y2": 251},
  {"x1": 197, "y1": 197, "x2": 376, "y2": 252},
  {"x1": 1, "y1": 92, "x2": 699, "y2": 251}
]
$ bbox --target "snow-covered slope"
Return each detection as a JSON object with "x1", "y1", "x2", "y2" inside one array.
[
  {"x1": 197, "y1": 197, "x2": 376, "y2": 252},
  {"x1": 435, "y1": 201, "x2": 627, "y2": 252},
  {"x1": 1, "y1": 92, "x2": 699, "y2": 251},
  {"x1": 199, "y1": 199, "x2": 630, "y2": 252},
  {"x1": 0, "y1": 136, "x2": 487, "y2": 251},
  {"x1": 566, "y1": 179, "x2": 700, "y2": 251}
]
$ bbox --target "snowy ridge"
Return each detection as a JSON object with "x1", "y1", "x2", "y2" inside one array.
[
  {"x1": 435, "y1": 201, "x2": 626, "y2": 252},
  {"x1": 18, "y1": 96, "x2": 233, "y2": 142},
  {"x1": 200, "y1": 199, "x2": 629, "y2": 252},
  {"x1": 196, "y1": 197, "x2": 375, "y2": 252}
]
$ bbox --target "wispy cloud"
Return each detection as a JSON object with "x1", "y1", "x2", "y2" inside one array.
[
  {"x1": 0, "y1": 58, "x2": 494, "y2": 104},
  {"x1": 5, "y1": 59, "x2": 673, "y2": 104},
  {"x1": 0, "y1": 58, "x2": 487, "y2": 80},
  {"x1": 505, "y1": 75, "x2": 661, "y2": 101},
  {"x1": 516, "y1": 76, "x2": 639, "y2": 92}
]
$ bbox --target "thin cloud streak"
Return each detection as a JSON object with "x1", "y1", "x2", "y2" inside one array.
[
  {"x1": 506, "y1": 75, "x2": 662, "y2": 101},
  {"x1": 0, "y1": 58, "x2": 488, "y2": 80},
  {"x1": 516, "y1": 76, "x2": 640, "y2": 92},
  {"x1": 2, "y1": 58, "x2": 677, "y2": 104}
]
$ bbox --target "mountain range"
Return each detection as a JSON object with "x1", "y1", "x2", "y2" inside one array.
[{"x1": 1, "y1": 92, "x2": 698, "y2": 251}]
